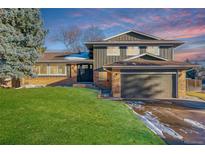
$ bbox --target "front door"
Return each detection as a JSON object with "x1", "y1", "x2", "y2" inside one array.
[{"x1": 77, "y1": 64, "x2": 93, "y2": 82}]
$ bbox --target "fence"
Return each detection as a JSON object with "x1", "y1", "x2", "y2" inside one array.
[{"x1": 186, "y1": 78, "x2": 202, "y2": 91}]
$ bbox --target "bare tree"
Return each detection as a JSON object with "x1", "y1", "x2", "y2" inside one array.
[
  {"x1": 54, "y1": 26, "x2": 84, "y2": 52},
  {"x1": 53, "y1": 25, "x2": 105, "y2": 52},
  {"x1": 83, "y1": 25, "x2": 105, "y2": 42}
]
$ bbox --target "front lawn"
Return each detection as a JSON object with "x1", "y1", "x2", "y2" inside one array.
[
  {"x1": 0, "y1": 87, "x2": 164, "y2": 144},
  {"x1": 187, "y1": 91, "x2": 205, "y2": 100}
]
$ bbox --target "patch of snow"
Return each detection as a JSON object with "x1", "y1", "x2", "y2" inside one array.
[
  {"x1": 64, "y1": 57, "x2": 87, "y2": 60},
  {"x1": 179, "y1": 129, "x2": 188, "y2": 134},
  {"x1": 138, "y1": 113, "x2": 165, "y2": 138},
  {"x1": 64, "y1": 52, "x2": 89, "y2": 60},
  {"x1": 127, "y1": 101, "x2": 145, "y2": 105},
  {"x1": 138, "y1": 111, "x2": 183, "y2": 140},
  {"x1": 184, "y1": 119, "x2": 205, "y2": 130}
]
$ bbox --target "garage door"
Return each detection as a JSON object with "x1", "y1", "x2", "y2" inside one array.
[{"x1": 121, "y1": 74, "x2": 176, "y2": 98}]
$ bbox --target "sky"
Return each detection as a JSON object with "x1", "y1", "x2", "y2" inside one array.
[{"x1": 40, "y1": 8, "x2": 205, "y2": 61}]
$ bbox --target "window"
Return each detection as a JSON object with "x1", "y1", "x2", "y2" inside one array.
[
  {"x1": 49, "y1": 64, "x2": 66, "y2": 75},
  {"x1": 107, "y1": 46, "x2": 120, "y2": 56},
  {"x1": 33, "y1": 64, "x2": 66, "y2": 76},
  {"x1": 127, "y1": 46, "x2": 140, "y2": 56},
  {"x1": 33, "y1": 65, "x2": 40, "y2": 74},
  {"x1": 50, "y1": 65, "x2": 58, "y2": 74},
  {"x1": 58, "y1": 65, "x2": 66, "y2": 74},
  {"x1": 147, "y1": 46, "x2": 160, "y2": 55},
  {"x1": 39, "y1": 64, "x2": 48, "y2": 75},
  {"x1": 139, "y1": 46, "x2": 147, "y2": 54},
  {"x1": 99, "y1": 72, "x2": 107, "y2": 81}
]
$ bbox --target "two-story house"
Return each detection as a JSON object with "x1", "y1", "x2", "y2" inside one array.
[{"x1": 22, "y1": 30, "x2": 196, "y2": 98}]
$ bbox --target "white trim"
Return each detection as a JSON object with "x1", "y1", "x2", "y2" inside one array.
[
  {"x1": 103, "y1": 30, "x2": 162, "y2": 41},
  {"x1": 123, "y1": 53, "x2": 168, "y2": 61}
]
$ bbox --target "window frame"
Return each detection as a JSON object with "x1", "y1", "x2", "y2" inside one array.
[
  {"x1": 147, "y1": 46, "x2": 160, "y2": 55},
  {"x1": 98, "y1": 72, "x2": 108, "y2": 81},
  {"x1": 107, "y1": 46, "x2": 120, "y2": 56},
  {"x1": 126, "y1": 46, "x2": 140, "y2": 56},
  {"x1": 34, "y1": 64, "x2": 67, "y2": 76}
]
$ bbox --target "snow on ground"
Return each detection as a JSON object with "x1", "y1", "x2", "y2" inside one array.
[
  {"x1": 138, "y1": 111, "x2": 183, "y2": 140},
  {"x1": 184, "y1": 119, "x2": 205, "y2": 130}
]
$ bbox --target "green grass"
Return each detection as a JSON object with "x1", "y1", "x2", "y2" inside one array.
[
  {"x1": 0, "y1": 87, "x2": 164, "y2": 145},
  {"x1": 187, "y1": 91, "x2": 205, "y2": 100}
]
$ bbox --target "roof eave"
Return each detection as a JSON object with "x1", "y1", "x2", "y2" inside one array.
[{"x1": 103, "y1": 65, "x2": 198, "y2": 70}]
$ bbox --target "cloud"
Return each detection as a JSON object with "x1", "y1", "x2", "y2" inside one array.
[
  {"x1": 119, "y1": 16, "x2": 136, "y2": 24},
  {"x1": 154, "y1": 25, "x2": 205, "y2": 39},
  {"x1": 175, "y1": 49, "x2": 205, "y2": 61}
]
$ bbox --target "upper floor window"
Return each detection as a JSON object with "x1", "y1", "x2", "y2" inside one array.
[
  {"x1": 126, "y1": 46, "x2": 140, "y2": 56},
  {"x1": 147, "y1": 46, "x2": 160, "y2": 55},
  {"x1": 139, "y1": 46, "x2": 147, "y2": 54},
  {"x1": 107, "y1": 46, "x2": 120, "y2": 56}
]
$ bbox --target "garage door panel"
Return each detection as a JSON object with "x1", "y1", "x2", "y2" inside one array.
[{"x1": 121, "y1": 74, "x2": 176, "y2": 98}]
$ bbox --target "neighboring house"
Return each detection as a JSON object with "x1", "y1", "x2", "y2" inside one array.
[{"x1": 22, "y1": 30, "x2": 197, "y2": 98}]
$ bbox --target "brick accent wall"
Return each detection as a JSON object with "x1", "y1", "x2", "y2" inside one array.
[
  {"x1": 178, "y1": 70, "x2": 186, "y2": 98},
  {"x1": 112, "y1": 70, "x2": 121, "y2": 97},
  {"x1": 22, "y1": 76, "x2": 72, "y2": 86},
  {"x1": 93, "y1": 71, "x2": 111, "y2": 89}
]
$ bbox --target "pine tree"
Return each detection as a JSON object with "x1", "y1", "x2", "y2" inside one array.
[{"x1": 0, "y1": 9, "x2": 46, "y2": 83}]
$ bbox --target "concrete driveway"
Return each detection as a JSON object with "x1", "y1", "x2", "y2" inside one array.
[{"x1": 126, "y1": 99, "x2": 205, "y2": 145}]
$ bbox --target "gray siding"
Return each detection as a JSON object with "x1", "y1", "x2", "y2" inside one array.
[
  {"x1": 160, "y1": 46, "x2": 173, "y2": 60},
  {"x1": 94, "y1": 46, "x2": 174, "y2": 69},
  {"x1": 107, "y1": 32, "x2": 156, "y2": 42},
  {"x1": 94, "y1": 47, "x2": 131, "y2": 70}
]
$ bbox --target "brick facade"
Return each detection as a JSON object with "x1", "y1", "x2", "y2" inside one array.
[
  {"x1": 177, "y1": 70, "x2": 186, "y2": 98},
  {"x1": 111, "y1": 69, "x2": 121, "y2": 97},
  {"x1": 93, "y1": 71, "x2": 112, "y2": 89},
  {"x1": 22, "y1": 76, "x2": 72, "y2": 86}
]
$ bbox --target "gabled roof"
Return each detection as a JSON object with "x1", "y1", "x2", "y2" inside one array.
[
  {"x1": 123, "y1": 53, "x2": 168, "y2": 61},
  {"x1": 103, "y1": 30, "x2": 163, "y2": 41}
]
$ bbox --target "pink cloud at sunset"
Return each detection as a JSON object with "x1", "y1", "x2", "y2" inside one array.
[
  {"x1": 175, "y1": 49, "x2": 205, "y2": 61},
  {"x1": 155, "y1": 25, "x2": 205, "y2": 39}
]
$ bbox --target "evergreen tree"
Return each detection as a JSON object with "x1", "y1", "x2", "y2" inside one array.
[{"x1": 0, "y1": 9, "x2": 46, "y2": 82}]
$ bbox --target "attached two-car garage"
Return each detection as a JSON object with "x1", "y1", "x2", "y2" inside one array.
[{"x1": 121, "y1": 73, "x2": 177, "y2": 99}]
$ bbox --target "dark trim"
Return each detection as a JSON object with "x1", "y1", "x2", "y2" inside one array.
[{"x1": 103, "y1": 65, "x2": 196, "y2": 70}]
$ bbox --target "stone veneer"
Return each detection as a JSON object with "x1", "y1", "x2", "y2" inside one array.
[
  {"x1": 177, "y1": 70, "x2": 186, "y2": 98},
  {"x1": 111, "y1": 69, "x2": 121, "y2": 97}
]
